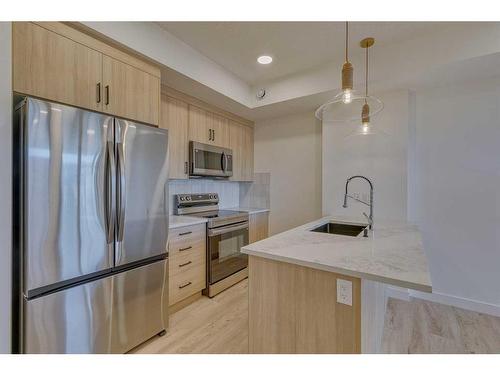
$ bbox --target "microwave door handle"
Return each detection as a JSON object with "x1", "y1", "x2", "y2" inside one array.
[
  {"x1": 224, "y1": 153, "x2": 229, "y2": 174},
  {"x1": 221, "y1": 152, "x2": 226, "y2": 172}
]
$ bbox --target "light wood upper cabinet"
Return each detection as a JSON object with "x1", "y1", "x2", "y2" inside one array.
[
  {"x1": 209, "y1": 113, "x2": 229, "y2": 148},
  {"x1": 13, "y1": 22, "x2": 103, "y2": 111},
  {"x1": 102, "y1": 55, "x2": 160, "y2": 125},
  {"x1": 188, "y1": 105, "x2": 229, "y2": 147},
  {"x1": 229, "y1": 120, "x2": 254, "y2": 181},
  {"x1": 188, "y1": 105, "x2": 211, "y2": 144},
  {"x1": 13, "y1": 22, "x2": 161, "y2": 126},
  {"x1": 161, "y1": 95, "x2": 189, "y2": 179}
]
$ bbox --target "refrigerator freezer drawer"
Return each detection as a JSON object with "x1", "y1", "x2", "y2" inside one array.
[
  {"x1": 111, "y1": 259, "x2": 168, "y2": 353},
  {"x1": 24, "y1": 275, "x2": 113, "y2": 354},
  {"x1": 23, "y1": 259, "x2": 168, "y2": 354}
]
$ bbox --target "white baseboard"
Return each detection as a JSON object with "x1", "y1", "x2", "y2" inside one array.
[
  {"x1": 409, "y1": 290, "x2": 500, "y2": 318},
  {"x1": 383, "y1": 285, "x2": 500, "y2": 318}
]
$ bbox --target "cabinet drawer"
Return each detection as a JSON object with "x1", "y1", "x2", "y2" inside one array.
[
  {"x1": 168, "y1": 223, "x2": 206, "y2": 255},
  {"x1": 169, "y1": 243, "x2": 205, "y2": 277},
  {"x1": 169, "y1": 264, "x2": 206, "y2": 305}
]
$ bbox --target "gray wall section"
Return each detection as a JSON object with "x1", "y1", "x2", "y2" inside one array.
[{"x1": 0, "y1": 22, "x2": 12, "y2": 353}]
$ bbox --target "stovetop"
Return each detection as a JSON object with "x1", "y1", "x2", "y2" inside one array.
[
  {"x1": 187, "y1": 210, "x2": 247, "y2": 219},
  {"x1": 175, "y1": 193, "x2": 249, "y2": 228},
  {"x1": 186, "y1": 209, "x2": 249, "y2": 229}
]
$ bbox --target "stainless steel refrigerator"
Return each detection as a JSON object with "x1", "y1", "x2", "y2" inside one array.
[{"x1": 12, "y1": 97, "x2": 169, "y2": 353}]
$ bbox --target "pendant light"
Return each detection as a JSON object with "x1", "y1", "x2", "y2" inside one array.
[
  {"x1": 348, "y1": 37, "x2": 385, "y2": 137},
  {"x1": 315, "y1": 24, "x2": 383, "y2": 124}
]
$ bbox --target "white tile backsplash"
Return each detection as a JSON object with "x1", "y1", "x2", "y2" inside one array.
[
  {"x1": 239, "y1": 173, "x2": 270, "y2": 209},
  {"x1": 168, "y1": 179, "x2": 240, "y2": 214}
]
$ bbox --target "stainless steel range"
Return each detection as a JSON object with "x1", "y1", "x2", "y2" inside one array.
[{"x1": 175, "y1": 193, "x2": 249, "y2": 297}]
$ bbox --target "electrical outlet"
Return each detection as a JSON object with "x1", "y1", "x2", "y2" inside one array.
[{"x1": 337, "y1": 279, "x2": 353, "y2": 306}]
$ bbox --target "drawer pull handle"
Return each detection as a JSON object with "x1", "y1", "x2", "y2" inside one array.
[
  {"x1": 179, "y1": 261, "x2": 192, "y2": 268},
  {"x1": 179, "y1": 246, "x2": 192, "y2": 252},
  {"x1": 179, "y1": 281, "x2": 192, "y2": 289},
  {"x1": 179, "y1": 231, "x2": 192, "y2": 236}
]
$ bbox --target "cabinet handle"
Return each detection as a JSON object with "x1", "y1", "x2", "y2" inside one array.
[
  {"x1": 105, "y1": 85, "x2": 110, "y2": 105},
  {"x1": 213, "y1": 129, "x2": 215, "y2": 142},
  {"x1": 179, "y1": 246, "x2": 192, "y2": 252},
  {"x1": 179, "y1": 281, "x2": 192, "y2": 289},
  {"x1": 179, "y1": 231, "x2": 192, "y2": 236},
  {"x1": 184, "y1": 161, "x2": 188, "y2": 174},
  {"x1": 179, "y1": 261, "x2": 192, "y2": 268},
  {"x1": 96, "y1": 83, "x2": 101, "y2": 103}
]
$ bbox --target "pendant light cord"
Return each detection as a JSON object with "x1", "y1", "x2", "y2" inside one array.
[
  {"x1": 365, "y1": 43, "x2": 369, "y2": 101},
  {"x1": 345, "y1": 21, "x2": 349, "y2": 62}
]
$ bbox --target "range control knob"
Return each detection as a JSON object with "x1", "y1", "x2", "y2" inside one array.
[{"x1": 180, "y1": 197, "x2": 185, "y2": 201}]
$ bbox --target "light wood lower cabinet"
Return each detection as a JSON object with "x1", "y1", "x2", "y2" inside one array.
[
  {"x1": 13, "y1": 22, "x2": 103, "y2": 112},
  {"x1": 248, "y1": 256, "x2": 361, "y2": 354},
  {"x1": 160, "y1": 95, "x2": 189, "y2": 179},
  {"x1": 168, "y1": 224, "x2": 206, "y2": 307},
  {"x1": 102, "y1": 55, "x2": 160, "y2": 126},
  {"x1": 249, "y1": 212, "x2": 269, "y2": 244}
]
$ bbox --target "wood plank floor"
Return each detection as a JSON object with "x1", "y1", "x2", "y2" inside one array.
[
  {"x1": 132, "y1": 279, "x2": 500, "y2": 354},
  {"x1": 131, "y1": 279, "x2": 248, "y2": 354},
  {"x1": 381, "y1": 297, "x2": 500, "y2": 354}
]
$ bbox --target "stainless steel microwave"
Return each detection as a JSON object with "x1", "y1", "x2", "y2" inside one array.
[{"x1": 189, "y1": 141, "x2": 233, "y2": 178}]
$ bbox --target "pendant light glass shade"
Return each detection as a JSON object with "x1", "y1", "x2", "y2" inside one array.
[
  {"x1": 315, "y1": 94, "x2": 383, "y2": 122},
  {"x1": 315, "y1": 28, "x2": 384, "y2": 124}
]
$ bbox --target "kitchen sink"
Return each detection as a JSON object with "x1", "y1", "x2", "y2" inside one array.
[{"x1": 310, "y1": 222, "x2": 367, "y2": 237}]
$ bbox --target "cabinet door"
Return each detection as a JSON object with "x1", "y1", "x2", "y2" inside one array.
[
  {"x1": 229, "y1": 121, "x2": 254, "y2": 181},
  {"x1": 13, "y1": 22, "x2": 102, "y2": 111},
  {"x1": 249, "y1": 212, "x2": 269, "y2": 243},
  {"x1": 209, "y1": 113, "x2": 230, "y2": 148},
  {"x1": 161, "y1": 96, "x2": 189, "y2": 179},
  {"x1": 241, "y1": 124, "x2": 254, "y2": 181},
  {"x1": 102, "y1": 55, "x2": 160, "y2": 125},
  {"x1": 188, "y1": 105, "x2": 211, "y2": 144}
]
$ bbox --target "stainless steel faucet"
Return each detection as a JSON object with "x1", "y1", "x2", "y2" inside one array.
[{"x1": 342, "y1": 175, "x2": 374, "y2": 229}]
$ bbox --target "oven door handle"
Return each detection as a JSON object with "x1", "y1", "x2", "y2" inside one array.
[{"x1": 208, "y1": 222, "x2": 249, "y2": 237}]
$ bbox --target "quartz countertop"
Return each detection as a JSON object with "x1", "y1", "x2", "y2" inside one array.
[
  {"x1": 241, "y1": 215, "x2": 432, "y2": 292},
  {"x1": 169, "y1": 215, "x2": 208, "y2": 229}
]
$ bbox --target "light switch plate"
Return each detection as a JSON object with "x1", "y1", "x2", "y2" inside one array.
[{"x1": 337, "y1": 279, "x2": 353, "y2": 306}]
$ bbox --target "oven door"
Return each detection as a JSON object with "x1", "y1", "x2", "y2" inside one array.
[
  {"x1": 190, "y1": 141, "x2": 232, "y2": 177},
  {"x1": 208, "y1": 221, "x2": 249, "y2": 284}
]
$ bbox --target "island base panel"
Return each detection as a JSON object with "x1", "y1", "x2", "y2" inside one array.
[{"x1": 248, "y1": 255, "x2": 361, "y2": 354}]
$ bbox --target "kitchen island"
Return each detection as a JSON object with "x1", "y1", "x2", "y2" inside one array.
[{"x1": 241, "y1": 215, "x2": 432, "y2": 354}]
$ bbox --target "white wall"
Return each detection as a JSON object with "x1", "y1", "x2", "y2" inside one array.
[
  {"x1": 0, "y1": 22, "x2": 12, "y2": 353},
  {"x1": 412, "y1": 78, "x2": 500, "y2": 306},
  {"x1": 322, "y1": 90, "x2": 409, "y2": 222},
  {"x1": 254, "y1": 111, "x2": 322, "y2": 235}
]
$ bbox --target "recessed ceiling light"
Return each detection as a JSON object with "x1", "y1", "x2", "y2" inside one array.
[{"x1": 257, "y1": 55, "x2": 273, "y2": 65}]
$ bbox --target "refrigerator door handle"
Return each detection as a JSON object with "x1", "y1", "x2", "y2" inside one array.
[
  {"x1": 116, "y1": 142, "x2": 126, "y2": 243},
  {"x1": 105, "y1": 141, "x2": 116, "y2": 244}
]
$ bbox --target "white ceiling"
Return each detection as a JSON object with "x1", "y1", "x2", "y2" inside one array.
[{"x1": 157, "y1": 22, "x2": 457, "y2": 84}]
